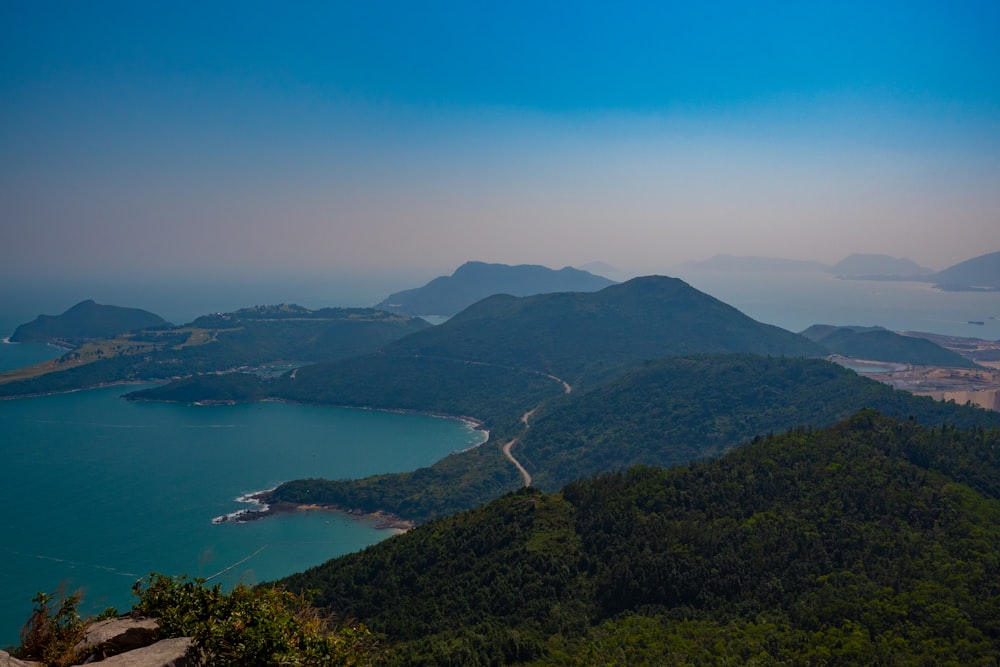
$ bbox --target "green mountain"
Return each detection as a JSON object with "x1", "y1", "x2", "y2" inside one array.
[
  {"x1": 801, "y1": 324, "x2": 980, "y2": 368},
  {"x1": 374, "y1": 261, "x2": 616, "y2": 316},
  {"x1": 9, "y1": 299, "x2": 169, "y2": 344},
  {"x1": 279, "y1": 412, "x2": 1000, "y2": 665},
  {"x1": 381, "y1": 275, "x2": 827, "y2": 384},
  {"x1": 929, "y1": 250, "x2": 1000, "y2": 291}
]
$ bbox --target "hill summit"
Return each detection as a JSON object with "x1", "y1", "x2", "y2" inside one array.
[
  {"x1": 9, "y1": 300, "x2": 169, "y2": 344},
  {"x1": 375, "y1": 261, "x2": 616, "y2": 316}
]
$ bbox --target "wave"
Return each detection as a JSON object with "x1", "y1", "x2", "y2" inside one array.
[
  {"x1": 3, "y1": 547, "x2": 137, "y2": 578},
  {"x1": 211, "y1": 487, "x2": 276, "y2": 524}
]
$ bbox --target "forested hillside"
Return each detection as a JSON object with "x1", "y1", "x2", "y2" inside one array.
[
  {"x1": 519, "y1": 354, "x2": 1000, "y2": 490},
  {"x1": 280, "y1": 412, "x2": 1000, "y2": 665},
  {"x1": 267, "y1": 355, "x2": 1000, "y2": 521}
]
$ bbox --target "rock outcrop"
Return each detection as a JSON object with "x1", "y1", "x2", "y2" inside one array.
[
  {"x1": 0, "y1": 648, "x2": 43, "y2": 666},
  {"x1": 8, "y1": 617, "x2": 195, "y2": 667}
]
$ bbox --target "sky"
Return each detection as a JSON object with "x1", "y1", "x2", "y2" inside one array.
[{"x1": 2, "y1": 1, "x2": 999, "y2": 287}]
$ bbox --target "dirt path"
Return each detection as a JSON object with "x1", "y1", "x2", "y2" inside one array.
[
  {"x1": 503, "y1": 436, "x2": 532, "y2": 487},
  {"x1": 501, "y1": 404, "x2": 542, "y2": 487},
  {"x1": 501, "y1": 374, "x2": 574, "y2": 487}
]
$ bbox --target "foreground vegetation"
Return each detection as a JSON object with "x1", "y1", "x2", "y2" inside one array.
[
  {"x1": 14, "y1": 575, "x2": 377, "y2": 666},
  {"x1": 279, "y1": 411, "x2": 1000, "y2": 665}
]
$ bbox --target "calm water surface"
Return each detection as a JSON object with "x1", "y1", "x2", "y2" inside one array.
[{"x1": 0, "y1": 383, "x2": 482, "y2": 647}]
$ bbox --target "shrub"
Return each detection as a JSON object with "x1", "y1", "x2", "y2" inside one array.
[
  {"x1": 131, "y1": 573, "x2": 377, "y2": 665},
  {"x1": 16, "y1": 588, "x2": 88, "y2": 667}
]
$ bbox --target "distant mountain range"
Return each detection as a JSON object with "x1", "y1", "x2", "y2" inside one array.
[
  {"x1": 375, "y1": 261, "x2": 616, "y2": 316},
  {"x1": 9, "y1": 299, "x2": 169, "y2": 344},
  {"x1": 677, "y1": 254, "x2": 830, "y2": 273},
  {"x1": 678, "y1": 251, "x2": 1000, "y2": 291}
]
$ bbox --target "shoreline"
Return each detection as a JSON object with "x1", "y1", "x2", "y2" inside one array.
[
  {"x1": 212, "y1": 489, "x2": 415, "y2": 532},
  {"x1": 0, "y1": 379, "x2": 156, "y2": 401}
]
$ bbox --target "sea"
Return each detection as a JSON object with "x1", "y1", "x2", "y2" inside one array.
[
  {"x1": 1, "y1": 271, "x2": 999, "y2": 647},
  {"x1": 0, "y1": 285, "x2": 485, "y2": 646}
]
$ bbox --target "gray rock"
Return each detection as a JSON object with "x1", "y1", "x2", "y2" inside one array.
[
  {"x1": 74, "y1": 617, "x2": 160, "y2": 661},
  {"x1": 0, "y1": 650, "x2": 44, "y2": 667},
  {"x1": 86, "y1": 638, "x2": 194, "y2": 667}
]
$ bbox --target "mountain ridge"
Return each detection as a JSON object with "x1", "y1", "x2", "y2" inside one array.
[{"x1": 375, "y1": 261, "x2": 616, "y2": 316}]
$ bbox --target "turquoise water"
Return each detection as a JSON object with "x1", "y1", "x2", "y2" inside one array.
[
  {"x1": 0, "y1": 340, "x2": 64, "y2": 372},
  {"x1": 0, "y1": 384, "x2": 483, "y2": 647}
]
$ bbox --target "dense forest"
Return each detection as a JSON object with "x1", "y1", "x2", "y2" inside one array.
[
  {"x1": 519, "y1": 354, "x2": 1000, "y2": 490},
  {"x1": 279, "y1": 412, "x2": 1000, "y2": 665}
]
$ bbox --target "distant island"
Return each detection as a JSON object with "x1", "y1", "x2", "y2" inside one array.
[
  {"x1": 375, "y1": 260, "x2": 616, "y2": 316},
  {"x1": 9, "y1": 299, "x2": 169, "y2": 345},
  {"x1": 677, "y1": 254, "x2": 830, "y2": 273},
  {"x1": 829, "y1": 253, "x2": 934, "y2": 280},
  {"x1": 677, "y1": 250, "x2": 1000, "y2": 292}
]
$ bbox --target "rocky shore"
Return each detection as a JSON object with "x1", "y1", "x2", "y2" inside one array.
[{"x1": 211, "y1": 489, "x2": 414, "y2": 532}]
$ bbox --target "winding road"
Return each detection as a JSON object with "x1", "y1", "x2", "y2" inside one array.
[{"x1": 501, "y1": 375, "x2": 572, "y2": 487}]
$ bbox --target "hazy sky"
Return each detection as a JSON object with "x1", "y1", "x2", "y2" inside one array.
[{"x1": 2, "y1": 1, "x2": 999, "y2": 282}]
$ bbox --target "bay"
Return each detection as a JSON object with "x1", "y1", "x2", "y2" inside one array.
[{"x1": 0, "y1": 385, "x2": 483, "y2": 647}]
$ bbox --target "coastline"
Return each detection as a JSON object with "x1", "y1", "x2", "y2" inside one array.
[
  {"x1": 212, "y1": 488, "x2": 415, "y2": 532},
  {"x1": 0, "y1": 379, "x2": 154, "y2": 401}
]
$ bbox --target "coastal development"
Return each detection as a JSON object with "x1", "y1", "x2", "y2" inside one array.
[{"x1": 834, "y1": 334, "x2": 1000, "y2": 411}]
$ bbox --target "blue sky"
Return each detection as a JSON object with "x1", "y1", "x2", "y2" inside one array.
[{"x1": 2, "y1": 1, "x2": 998, "y2": 281}]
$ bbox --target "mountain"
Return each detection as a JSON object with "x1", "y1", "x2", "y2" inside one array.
[
  {"x1": 380, "y1": 275, "x2": 827, "y2": 383},
  {"x1": 679, "y1": 254, "x2": 830, "y2": 272},
  {"x1": 929, "y1": 250, "x2": 1000, "y2": 291},
  {"x1": 800, "y1": 324, "x2": 980, "y2": 368},
  {"x1": 374, "y1": 261, "x2": 616, "y2": 316},
  {"x1": 9, "y1": 299, "x2": 169, "y2": 344},
  {"x1": 830, "y1": 253, "x2": 933, "y2": 279},
  {"x1": 279, "y1": 412, "x2": 1000, "y2": 665}
]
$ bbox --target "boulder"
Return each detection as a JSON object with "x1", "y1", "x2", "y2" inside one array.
[
  {"x1": 87, "y1": 638, "x2": 194, "y2": 666},
  {"x1": 74, "y1": 617, "x2": 160, "y2": 661},
  {"x1": 0, "y1": 650, "x2": 44, "y2": 667}
]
